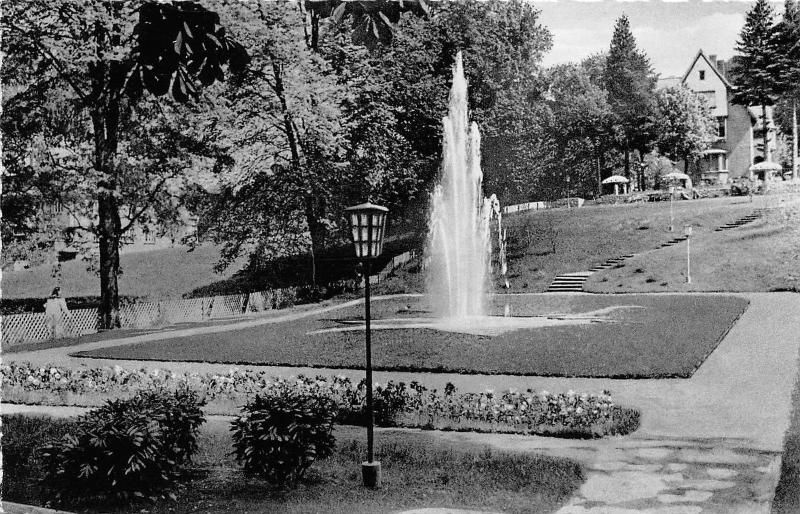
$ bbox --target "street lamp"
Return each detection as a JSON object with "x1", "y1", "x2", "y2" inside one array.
[
  {"x1": 684, "y1": 224, "x2": 693, "y2": 284},
  {"x1": 345, "y1": 202, "x2": 389, "y2": 489}
]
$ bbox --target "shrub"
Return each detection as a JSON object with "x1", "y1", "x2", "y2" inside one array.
[
  {"x1": 2, "y1": 415, "x2": 77, "y2": 504},
  {"x1": 231, "y1": 388, "x2": 337, "y2": 487},
  {"x1": 41, "y1": 387, "x2": 205, "y2": 504}
]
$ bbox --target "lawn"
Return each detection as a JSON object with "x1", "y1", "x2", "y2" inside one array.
[
  {"x1": 377, "y1": 195, "x2": 774, "y2": 295},
  {"x1": 585, "y1": 197, "x2": 800, "y2": 293},
  {"x1": 2, "y1": 245, "x2": 247, "y2": 300},
  {"x1": 2, "y1": 414, "x2": 584, "y2": 514},
  {"x1": 499, "y1": 196, "x2": 785, "y2": 293},
  {"x1": 74, "y1": 294, "x2": 749, "y2": 378}
]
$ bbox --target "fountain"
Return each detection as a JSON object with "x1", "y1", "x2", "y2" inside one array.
[
  {"x1": 311, "y1": 52, "x2": 637, "y2": 338},
  {"x1": 426, "y1": 52, "x2": 495, "y2": 319}
]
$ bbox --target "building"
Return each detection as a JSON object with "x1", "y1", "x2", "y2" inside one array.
[{"x1": 660, "y1": 50, "x2": 778, "y2": 184}]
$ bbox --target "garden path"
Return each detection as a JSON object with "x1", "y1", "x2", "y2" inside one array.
[{"x1": 5, "y1": 291, "x2": 800, "y2": 513}]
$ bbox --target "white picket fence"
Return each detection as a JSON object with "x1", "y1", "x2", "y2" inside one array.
[{"x1": 2, "y1": 249, "x2": 422, "y2": 348}]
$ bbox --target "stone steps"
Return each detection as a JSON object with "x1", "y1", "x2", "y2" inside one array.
[{"x1": 713, "y1": 209, "x2": 766, "y2": 232}]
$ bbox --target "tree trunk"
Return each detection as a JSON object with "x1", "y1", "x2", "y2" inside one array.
[
  {"x1": 762, "y1": 104, "x2": 771, "y2": 162},
  {"x1": 272, "y1": 57, "x2": 324, "y2": 281},
  {"x1": 624, "y1": 143, "x2": 630, "y2": 184},
  {"x1": 596, "y1": 149, "x2": 602, "y2": 197},
  {"x1": 762, "y1": 104, "x2": 770, "y2": 192},
  {"x1": 93, "y1": 100, "x2": 122, "y2": 329},
  {"x1": 793, "y1": 99, "x2": 798, "y2": 181}
]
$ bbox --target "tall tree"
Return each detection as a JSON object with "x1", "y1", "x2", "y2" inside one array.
[
  {"x1": 774, "y1": 0, "x2": 800, "y2": 180},
  {"x1": 653, "y1": 86, "x2": 717, "y2": 175},
  {"x1": 2, "y1": 1, "x2": 247, "y2": 328},
  {"x1": 731, "y1": 0, "x2": 786, "y2": 175},
  {"x1": 547, "y1": 61, "x2": 616, "y2": 197},
  {"x1": 603, "y1": 15, "x2": 657, "y2": 190}
]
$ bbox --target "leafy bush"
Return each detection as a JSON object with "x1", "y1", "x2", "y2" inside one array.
[
  {"x1": 231, "y1": 387, "x2": 337, "y2": 487},
  {"x1": 2, "y1": 415, "x2": 77, "y2": 504},
  {"x1": 41, "y1": 387, "x2": 205, "y2": 504}
]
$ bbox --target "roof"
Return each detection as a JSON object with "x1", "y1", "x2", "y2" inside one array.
[{"x1": 681, "y1": 49, "x2": 733, "y2": 90}]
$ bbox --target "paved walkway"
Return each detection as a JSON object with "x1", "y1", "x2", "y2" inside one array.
[{"x1": 5, "y1": 292, "x2": 800, "y2": 513}]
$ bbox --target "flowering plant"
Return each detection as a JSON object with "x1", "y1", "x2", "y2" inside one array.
[{"x1": 2, "y1": 362, "x2": 637, "y2": 437}]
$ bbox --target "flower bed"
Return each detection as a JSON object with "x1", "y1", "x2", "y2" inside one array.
[{"x1": 1, "y1": 362, "x2": 639, "y2": 438}]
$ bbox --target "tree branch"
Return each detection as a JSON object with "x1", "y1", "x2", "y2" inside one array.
[{"x1": 4, "y1": 19, "x2": 91, "y2": 103}]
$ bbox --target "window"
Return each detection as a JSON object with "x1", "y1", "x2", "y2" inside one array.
[
  {"x1": 699, "y1": 70, "x2": 706, "y2": 80},
  {"x1": 717, "y1": 117, "x2": 726, "y2": 139}
]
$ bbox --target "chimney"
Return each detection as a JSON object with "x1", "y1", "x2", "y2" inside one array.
[
  {"x1": 708, "y1": 54, "x2": 717, "y2": 67},
  {"x1": 717, "y1": 59, "x2": 727, "y2": 79}
]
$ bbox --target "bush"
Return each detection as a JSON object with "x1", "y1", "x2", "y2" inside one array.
[
  {"x1": 2, "y1": 415, "x2": 77, "y2": 504},
  {"x1": 41, "y1": 387, "x2": 205, "y2": 504},
  {"x1": 231, "y1": 388, "x2": 337, "y2": 487}
]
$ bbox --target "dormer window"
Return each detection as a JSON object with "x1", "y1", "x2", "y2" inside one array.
[{"x1": 699, "y1": 70, "x2": 705, "y2": 80}]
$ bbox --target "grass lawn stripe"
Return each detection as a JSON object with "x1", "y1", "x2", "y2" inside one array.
[{"x1": 73, "y1": 294, "x2": 749, "y2": 379}]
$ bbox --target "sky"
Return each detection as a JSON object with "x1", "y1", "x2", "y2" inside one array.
[{"x1": 535, "y1": 0, "x2": 787, "y2": 77}]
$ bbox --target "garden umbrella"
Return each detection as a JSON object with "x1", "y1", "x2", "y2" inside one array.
[
  {"x1": 749, "y1": 161, "x2": 782, "y2": 181},
  {"x1": 663, "y1": 172, "x2": 690, "y2": 181},
  {"x1": 602, "y1": 175, "x2": 629, "y2": 195}
]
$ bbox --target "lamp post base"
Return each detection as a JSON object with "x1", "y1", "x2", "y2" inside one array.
[{"x1": 361, "y1": 461, "x2": 382, "y2": 488}]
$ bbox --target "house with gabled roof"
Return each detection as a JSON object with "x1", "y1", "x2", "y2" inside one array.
[{"x1": 660, "y1": 49, "x2": 777, "y2": 184}]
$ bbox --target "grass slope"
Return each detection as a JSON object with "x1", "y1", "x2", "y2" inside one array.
[
  {"x1": 378, "y1": 196, "x2": 771, "y2": 295},
  {"x1": 74, "y1": 294, "x2": 749, "y2": 378},
  {"x1": 2, "y1": 245, "x2": 247, "y2": 300},
  {"x1": 585, "y1": 198, "x2": 800, "y2": 293},
  {"x1": 3, "y1": 415, "x2": 583, "y2": 514}
]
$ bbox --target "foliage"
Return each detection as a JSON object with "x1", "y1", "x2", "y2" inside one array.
[
  {"x1": 642, "y1": 151, "x2": 679, "y2": 190},
  {"x1": 2, "y1": 363, "x2": 639, "y2": 438},
  {"x1": 653, "y1": 86, "x2": 716, "y2": 172},
  {"x1": 731, "y1": 0, "x2": 785, "y2": 166},
  {"x1": 542, "y1": 61, "x2": 616, "y2": 199},
  {"x1": 40, "y1": 387, "x2": 206, "y2": 504},
  {"x1": 732, "y1": 0, "x2": 786, "y2": 109},
  {"x1": 2, "y1": 415, "x2": 77, "y2": 503},
  {"x1": 1, "y1": 0, "x2": 246, "y2": 328},
  {"x1": 603, "y1": 15, "x2": 657, "y2": 184},
  {"x1": 230, "y1": 387, "x2": 337, "y2": 486}
]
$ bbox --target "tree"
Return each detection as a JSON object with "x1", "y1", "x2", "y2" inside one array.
[
  {"x1": 774, "y1": 0, "x2": 800, "y2": 179},
  {"x1": 547, "y1": 61, "x2": 616, "y2": 197},
  {"x1": 731, "y1": 0, "x2": 786, "y2": 173},
  {"x1": 2, "y1": 1, "x2": 247, "y2": 328},
  {"x1": 653, "y1": 86, "x2": 717, "y2": 175},
  {"x1": 603, "y1": 15, "x2": 657, "y2": 190}
]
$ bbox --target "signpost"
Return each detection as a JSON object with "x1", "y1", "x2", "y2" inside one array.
[
  {"x1": 684, "y1": 224, "x2": 692, "y2": 284},
  {"x1": 669, "y1": 186, "x2": 675, "y2": 232}
]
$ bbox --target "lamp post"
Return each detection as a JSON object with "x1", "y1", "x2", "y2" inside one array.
[
  {"x1": 345, "y1": 202, "x2": 388, "y2": 489},
  {"x1": 684, "y1": 224, "x2": 692, "y2": 284}
]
